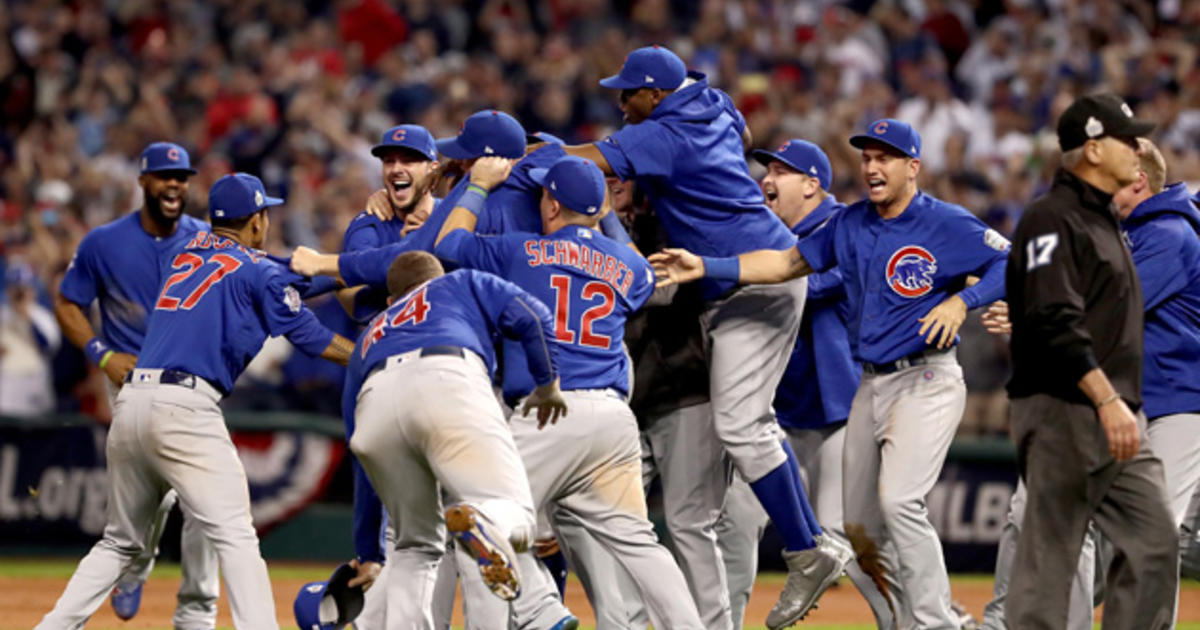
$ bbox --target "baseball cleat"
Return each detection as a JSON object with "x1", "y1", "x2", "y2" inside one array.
[
  {"x1": 548, "y1": 614, "x2": 580, "y2": 630},
  {"x1": 765, "y1": 545, "x2": 847, "y2": 629},
  {"x1": 445, "y1": 503, "x2": 522, "y2": 600},
  {"x1": 816, "y1": 534, "x2": 856, "y2": 569},
  {"x1": 110, "y1": 582, "x2": 143, "y2": 620},
  {"x1": 952, "y1": 600, "x2": 980, "y2": 630}
]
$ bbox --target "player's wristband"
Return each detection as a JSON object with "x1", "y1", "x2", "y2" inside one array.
[
  {"x1": 701, "y1": 256, "x2": 740, "y2": 282},
  {"x1": 1095, "y1": 393, "x2": 1121, "y2": 409},
  {"x1": 598, "y1": 211, "x2": 632, "y2": 245},
  {"x1": 84, "y1": 337, "x2": 112, "y2": 366},
  {"x1": 457, "y1": 185, "x2": 488, "y2": 217}
]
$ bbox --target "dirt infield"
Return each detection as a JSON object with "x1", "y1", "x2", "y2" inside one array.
[{"x1": 4, "y1": 564, "x2": 1198, "y2": 628}]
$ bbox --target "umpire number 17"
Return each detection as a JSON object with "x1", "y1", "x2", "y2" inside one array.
[{"x1": 1025, "y1": 234, "x2": 1058, "y2": 271}]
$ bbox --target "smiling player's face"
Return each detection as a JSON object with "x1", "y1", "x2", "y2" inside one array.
[
  {"x1": 141, "y1": 171, "x2": 190, "y2": 223},
  {"x1": 619, "y1": 88, "x2": 658, "y2": 124},
  {"x1": 761, "y1": 161, "x2": 812, "y2": 220},
  {"x1": 380, "y1": 150, "x2": 436, "y2": 213}
]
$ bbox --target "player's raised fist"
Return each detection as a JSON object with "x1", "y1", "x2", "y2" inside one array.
[
  {"x1": 291, "y1": 246, "x2": 334, "y2": 277},
  {"x1": 648, "y1": 248, "x2": 705, "y2": 287},
  {"x1": 468, "y1": 157, "x2": 516, "y2": 191}
]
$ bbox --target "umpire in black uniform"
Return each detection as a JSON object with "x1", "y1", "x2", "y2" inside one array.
[{"x1": 1005, "y1": 93, "x2": 1178, "y2": 629}]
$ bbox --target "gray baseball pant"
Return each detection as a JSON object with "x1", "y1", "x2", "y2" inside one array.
[
  {"x1": 842, "y1": 351, "x2": 965, "y2": 630},
  {"x1": 717, "y1": 424, "x2": 895, "y2": 629},
  {"x1": 105, "y1": 381, "x2": 220, "y2": 629},
  {"x1": 1007, "y1": 395, "x2": 1178, "y2": 630},
  {"x1": 38, "y1": 373, "x2": 278, "y2": 630},
  {"x1": 351, "y1": 353, "x2": 536, "y2": 630},
  {"x1": 461, "y1": 389, "x2": 704, "y2": 630},
  {"x1": 357, "y1": 516, "x2": 460, "y2": 630}
]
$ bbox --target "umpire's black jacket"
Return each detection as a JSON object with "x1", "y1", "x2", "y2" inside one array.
[{"x1": 1006, "y1": 168, "x2": 1144, "y2": 410}]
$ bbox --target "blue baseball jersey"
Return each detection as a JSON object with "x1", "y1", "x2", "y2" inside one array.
[
  {"x1": 436, "y1": 225, "x2": 655, "y2": 401},
  {"x1": 59, "y1": 211, "x2": 207, "y2": 354},
  {"x1": 137, "y1": 231, "x2": 336, "y2": 394},
  {"x1": 796, "y1": 191, "x2": 1008, "y2": 365},
  {"x1": 1121, "y1": 182, "x2": 1200, "y2": 419},
  {"x1": 774, "y1": 197, "x2": 861, "y2": 431},
  {"x1": 341, "y1": 198, "x2": 443, "y2": 322},
  {"x1": 595, "y1": 72, "x2": 795, "y2": 300}
]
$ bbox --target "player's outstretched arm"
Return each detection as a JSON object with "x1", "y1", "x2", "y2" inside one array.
[
  {"x1": 319, "y1": 333, "x2": 355, "y2": 366},
  {"x1": 522, "y1": 378, "x2": 568, "y2": 429},
  {"x1": 560, "y1": 143, "x2": 613, "y2": 176},
  {"x1": 291, "y1": 246, "x2": 346, "y2": 284},
  {"x1": 649, "y1": 246, "x2": 812, "y2": 288},
  {"x1": 434, "y1": 157, "x2": 515, "y2": 247}
]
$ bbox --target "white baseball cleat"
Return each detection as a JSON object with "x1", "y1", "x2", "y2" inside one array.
[
  {"x1": 766, "y1": 545, "x2": 848, "y2": 629},
  {"x1": 444, "y1": 503, "x2": 522, "y2": 600}
]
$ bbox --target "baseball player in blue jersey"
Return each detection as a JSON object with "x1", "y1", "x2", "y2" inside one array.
[
  {"x1": 554, "y1": 45, "x2": 839, "y2": 628},
  {"x1": 653, "y1": 119, "x2": 1008, "y2": 630},
  {"x1": 344, "y1": 249, "x2": 567, "y2": 629},
  {"x1": 433, "y1": 154, "x2": 704, "y2": 629},
  {"x1": 38, "y1": 173, "x2": 355, "y2": 630},
  {"x1": 979, "y1": 138, "x2": 1200, "y2": 629},
  {"x1": 52, "y1": 142, "x2": 220, "y2": 627},
  {"x1": 715, "y1": 140, "x2": 892, "y2": 629}
]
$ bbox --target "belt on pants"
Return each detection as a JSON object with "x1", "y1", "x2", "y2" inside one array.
[
  {"x1": 861, "y1": 346, "x2": 952, "y2": 376},
  {"x1": 125, "y1": 368, "x2": 225, "y2": 400},
  {"x1": 364, "y1": 345, "x2": 467, "y2": 381}
]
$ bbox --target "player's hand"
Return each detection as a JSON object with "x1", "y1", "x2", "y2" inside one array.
[
  {"x1": 981, "y1": 300, "x2": 1012, "y2": 335},
  {"x1": 102, "y1": 352, "x2": 138, "y2": 386},
  {"x1": 1098, "y1": 398, "x2": 1139, "y2": 462},
  {"x1": 917, "y1": 295, "x2": 968, "y2": 349},
  {"x1": 523, "y1": 378, "x2": 568, "y2": 429},
  {"x1": 534, "y1": 537, "x2": 561, "y2": 558},
  {"x1": 347, "y1": 558, "x2": 383, "y2": 592},
  {"x1": 402, "y1": 204, "x2": 431, "y2": 237},
  {"x1": 468, "y1": 157, "x2": 516, "y2": 191},
  {"x1": 291, "y1": 246, "x2": 334, "y2": 277},
  {"x1": 364, "y1": 189, "x2": 394, "y2": 221},
  {"x1": 647, "y1": 248, "x2": 705, "y2": 288}
]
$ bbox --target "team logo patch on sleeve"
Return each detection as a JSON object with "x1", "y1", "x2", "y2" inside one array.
[
  {"x1": 283, "y1": 285, "x2": 302, "y2": 313},
  {"x1": 983, "y1": 228, "x2": 1011, "y2": 251},
  {"x1": 886, "y1": 246, "x2": 938, "y2": 298}
]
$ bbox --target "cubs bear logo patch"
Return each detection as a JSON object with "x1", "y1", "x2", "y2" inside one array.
[{"x1": 886, "y1": 246, "x2": 938, "y2": 298}]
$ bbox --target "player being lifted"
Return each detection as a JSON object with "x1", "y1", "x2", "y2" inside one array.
[
  {"x1": 550, "y1": 45, "x2": 843, "y2": 629},
  {"x1": 653, "y1": 120, "x2": 1008, "y2": 629},
  {"x1": 39, "y1": 173, "x2": 355, "y2": 629}
]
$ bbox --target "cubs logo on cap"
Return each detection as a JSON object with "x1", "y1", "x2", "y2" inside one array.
[
  {"x1": 850, "y1": 119, "x2": 921, "y2": 159},
  {"x1": 436, "y1": 110, "x2": 526, "y2": 160},
  {"x1": 528, "y1": 156, "x2": 607, "y2": 216},
  {"x1": 886, "y1": 245, "x2": 938, "y2": 298},
  {"x1": 371, "y1": 124, "x2": 437, "y2": 161},
  {"x1": 751, "y1": 139, "x2": 833, "y2": 190},
  {"x1": 208, "y1": 173, "x2": 283, "y2": 221},
  {"x1": 598, "y1": 45, "x2": 687, "y2": 90},
  {"x1": 140, "y1": 142, "x2": 198, "y2": 175},
  {"x1": 293, "y1": 563, "x2": 365, "y2": 630}
]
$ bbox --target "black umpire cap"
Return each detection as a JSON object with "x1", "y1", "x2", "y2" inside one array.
[{"x1": 1057, "y1": 93, "x2": 1155, "y2": 152}]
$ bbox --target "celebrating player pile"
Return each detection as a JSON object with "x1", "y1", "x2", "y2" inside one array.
[{"x1": 39, "y1": 39, "x2": 1199, "y2": 630}]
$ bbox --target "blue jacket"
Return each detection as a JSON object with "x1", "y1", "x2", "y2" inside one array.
[
  {"x1": 1121, "y1": 182, "x2": 1200, "y2": 419},
  {"x1": 774, "y1": 196, "x2": 861, "y2": 430}
]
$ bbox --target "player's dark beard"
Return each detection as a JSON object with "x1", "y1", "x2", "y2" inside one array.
[{"x1": 143, "y1": 187, "x2": 184, "y2": 229}]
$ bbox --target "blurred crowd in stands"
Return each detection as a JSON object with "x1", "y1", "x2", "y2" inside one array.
[{"x1": 1, "y1": 0, "x2": 1197, "y2": 434}]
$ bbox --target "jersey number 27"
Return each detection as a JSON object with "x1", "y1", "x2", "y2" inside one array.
[
  {"x1": 155, "y1": 253, "x2": 243, "y2": 311},
  {"x1": 549, "y1": 274, "x2": 615, "y2": 349}
]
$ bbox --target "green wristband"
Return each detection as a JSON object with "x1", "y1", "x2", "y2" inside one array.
[{"x1": 98, "y1": 350, "x2": 115, "y2": 369}]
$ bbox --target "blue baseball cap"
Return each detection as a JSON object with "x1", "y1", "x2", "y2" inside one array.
[
  {"x1": 293, "y1": 563, "x2": 364, "y2": 630},
  {"x1": 529, "y1": 156, "x2": 607, "y2": 216},
  {"x1": 436, "y1": 110, "x2": 526, "y2": 160},
  {"x1": 140, "y1": 142, "x2": 197, "y2": 175},
  {"x1": 849, "y1": 119, "x2": 921, "y2": 159},
  {"x1": 752, "y1": 139, "x2": 833, "y2": 190},
  {"x1": 371, "y1": 124, "x2": 437, "y2": 161},
  {"x1": 599, "y1": 46, "x2": 687, "y2": 90},
  {"x1": 208, "y1": 173, "x2": 283, "y2": 221},
  {"x1": 526, "y1": 131, "x2": 565, "y2": 146}
]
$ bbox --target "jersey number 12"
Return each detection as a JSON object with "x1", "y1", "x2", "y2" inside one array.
[{"x1": 549, "y1": 274, "x2": 615, "y2": 349}]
